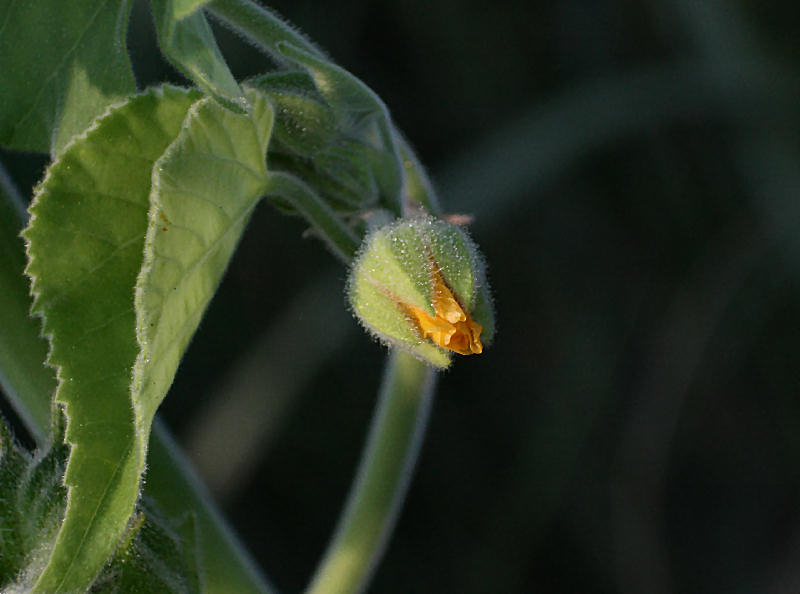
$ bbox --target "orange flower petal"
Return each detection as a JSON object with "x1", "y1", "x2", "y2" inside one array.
[{"x1": 403, "y1": 262, "x2": 483, "y2": 356}]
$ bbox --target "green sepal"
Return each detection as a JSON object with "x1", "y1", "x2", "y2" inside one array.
[
  {"x1": 276, "y1": 42, "x2": 404, "y2": 214},
  {"x1": 349, "y1": 272, "x2": 451, "y2": 369},
  {"x1": 246, "y1": 72, "x2": 337, "y2": 157},
  {"x1": 356, "y1": 227, "x2": 432, "y2": 313},
  {"x1": 426, "y1": 219, "x2": 479, "y2": 312}
]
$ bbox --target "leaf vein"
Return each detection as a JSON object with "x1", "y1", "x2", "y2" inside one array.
[
  {"x1": 73, "y1": 306, "x2": 135, "y2": 343},
  {"x1": 36, "y1": 234, "x2": 141, "y2": 308},
  {"x1": 142, "y1": 203, "x2": 257, "y2": 364},
  {"x1": 51, "y1": 443, "x2": 133, "y2": 592},
  {"x1": 159, "y1": 221, "x2": 211, "y2": 247},
  {"x1": 161, "y1": 188, "x2": 234, "y2": 221},
  {"x1": 163, "y1": 152, "x2": 265, "y2": 182},
  {"x1": 150, "y1": 248, "x2": 188, "y2": 270},
  {"x1": 53, "y1": 187, "x2": 147, "y2": 211}
]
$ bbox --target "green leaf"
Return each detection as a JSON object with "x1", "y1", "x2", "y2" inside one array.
[
  {"x1": 151, "y1": 0, "x2": 247, "y2": 113},
  {"x1": 133, "y1": 88, "x2": 272, "y2": 431},
  {"x1": 0, "y1": 151, "x2": 269, "y2": 593},
  {"x1": 0, "y1": 0, "x2": 136, "y2": 155},
  {"x1": 24, "y1": 86, "x2": 202, "y2": 593},
  {"x1": 25, "y1": 84, "x2": 273, "y2": 592}
]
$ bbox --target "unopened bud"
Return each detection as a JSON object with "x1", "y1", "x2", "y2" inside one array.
[{"x1": 348, "y1": 215, "x2": 494, "y2": 368}]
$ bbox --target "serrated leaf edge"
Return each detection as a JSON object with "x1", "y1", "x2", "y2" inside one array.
[{"x1": 21, "y1": 85, "x2": 201, "y2": 592}]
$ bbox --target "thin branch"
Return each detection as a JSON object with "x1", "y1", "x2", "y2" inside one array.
[
  {"x1": 306, "y1": 350, "x2": 437, "y2": 594},
  {"x1": 264, "y1": 171, "x2": 360, "y2": 263}
]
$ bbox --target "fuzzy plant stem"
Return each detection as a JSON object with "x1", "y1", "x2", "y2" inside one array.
[
  {"x1": 207, "y1": 0, "x2": 324, "y2": 60},
  {"x1": 264, "y1": 171, "x2": 361, "y2": 262},
  {"x1": 306, "y1": 350, "x2": 436, "y2": 594}
]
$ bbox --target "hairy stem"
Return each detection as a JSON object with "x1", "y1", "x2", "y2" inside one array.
[
  {"x1": 265, "y1": 171, "x2": 361, "y2": 262},
  {"x1": 207, "y1": 0, "x2": 324, "y2": 61},
  {"x1": 306, "y1": 351, "x2": 436, "y2": 594}
]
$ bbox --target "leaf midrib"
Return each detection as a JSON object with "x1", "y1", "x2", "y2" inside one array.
[
  {"x1": 142, "y1": 199, "x2": 261, "y2": 372},
  {"x1": 46, "y1": 441, "x2": 133, "y2": 593}
]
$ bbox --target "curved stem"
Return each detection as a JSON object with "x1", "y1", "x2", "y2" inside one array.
[
  {"x1": 306, "y1": 351, "x2": 436, "y2": 594},
  {"x1": 148, "y1": 420, "x2": 275, "y2": 594},
  {"x1": 396, "y1": 135, "x2": 441, "y2": 216},
  {"x1": 207, "y1": 0, "x2": 325, "y2": 61},
  {"x1": 264, "y1": 171, "x2": 360, "y2": 262}
]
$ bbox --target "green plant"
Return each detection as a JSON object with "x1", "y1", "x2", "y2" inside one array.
[{"x1": 0, "y1": 1, "x2": 493, "y2": 592}]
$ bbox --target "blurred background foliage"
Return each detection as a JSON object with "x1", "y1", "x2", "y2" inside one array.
[{"x1": 4, "y1": 0, "x2": 800, "y2": 592}]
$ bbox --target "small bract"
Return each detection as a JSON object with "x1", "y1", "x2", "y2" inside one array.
[{"x1": 348, "y1": 215, "x2": 494, "y2": 368}]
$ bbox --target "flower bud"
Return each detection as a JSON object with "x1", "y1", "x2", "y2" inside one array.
[{"x1": 348, "y1": 215, "x2": 494, "y2": 368}]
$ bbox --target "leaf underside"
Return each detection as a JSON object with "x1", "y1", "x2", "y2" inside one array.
[{"x1": 133, "y1": 88, "x2": 273, "y2": 436}]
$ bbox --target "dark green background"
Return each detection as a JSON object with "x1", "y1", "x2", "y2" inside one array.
[{"x1": 7, "y1": 1, "x2": 800, "y2": 592}]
